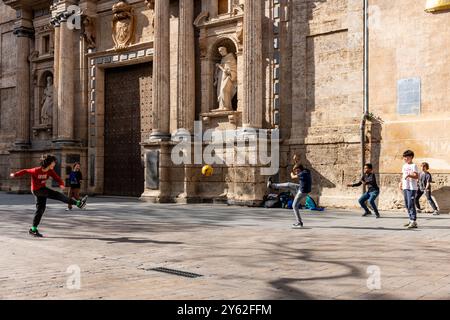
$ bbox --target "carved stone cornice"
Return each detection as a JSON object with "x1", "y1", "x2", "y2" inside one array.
[
  {"x1": 50, "y1": 11, "x2": 64, "y2": 26},
  {"x1": 13, "y1": 26, "x2": 34, "y2": 37},
  {"x1": 35, "y1": 23, "x2": 54, "y2": 34}
]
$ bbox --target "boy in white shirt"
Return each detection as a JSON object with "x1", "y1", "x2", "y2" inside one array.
[{"x1": 399, "y1": 150, "x2": 420, "y2": 229}]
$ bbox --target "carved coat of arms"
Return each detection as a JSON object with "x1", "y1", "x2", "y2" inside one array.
[{"x1": 112, "y1": 1, "x2": 136, "y2": 50}]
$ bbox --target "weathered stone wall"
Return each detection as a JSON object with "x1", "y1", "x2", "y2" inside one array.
[
  {"x1": 287, "y1": 0, "x2": 365, "y2": 208},
  {"x1": 0, "y1": 2, "x2": 17, "y2": 190},
  {"x1": 368, "y1": 0, "x2": 450, "y2": 212}
]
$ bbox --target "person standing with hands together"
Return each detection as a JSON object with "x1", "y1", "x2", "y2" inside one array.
[{"x1": 400, "y1": 150, "x2": 420, "y2": 229}]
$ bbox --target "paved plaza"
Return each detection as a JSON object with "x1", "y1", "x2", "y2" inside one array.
[{"x1": 0, "y1": 192, "x2": 449, "y2": 300}]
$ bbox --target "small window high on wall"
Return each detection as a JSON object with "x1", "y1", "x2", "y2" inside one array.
[{"x1": 218, "y1": 0, "x2": 230, "y2": 15}]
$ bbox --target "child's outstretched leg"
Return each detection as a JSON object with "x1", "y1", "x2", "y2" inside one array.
[
  {"x1": 267, "y1": 178, "x2": 299, "y2": 195},
  {"x1": 46, "y1": 188, "x2": 87, "y2": 209}
]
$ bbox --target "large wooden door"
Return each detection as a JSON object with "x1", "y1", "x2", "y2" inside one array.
[{"x1": 104, "y1": 63, "x2": 152, "y2": 197}]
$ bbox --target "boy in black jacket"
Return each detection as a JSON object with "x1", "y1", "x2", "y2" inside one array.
[{"x1": 347, "y1": 163, "x2": 380, "y2": 218}]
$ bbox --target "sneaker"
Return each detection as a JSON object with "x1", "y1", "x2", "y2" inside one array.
[
  {"x1": 77, "y1": 195, "x2": 88, "y2": 209},
  {"x1": 292, "y1": 221, "x2": 304, "y2": 228},
  {"x1": 29, "y1": 229, "x2": 43, "y2": 238},
  {"x1": 433, "y1": 211, "x2": 440, "y2": 216},
  {"x1": 407, "y1": 222, "x2": 418, "y2": 229},
  {"x1": 375, "y1": 214, "x2": 381, "y2": 219},
  {"x1": 267, "y1": 177, "x2": 273, "y2": 189},
  {"x1": 65, "y1": 208, "x2": 72, "y2": 211},
  {"x1": 362, "y1": 212, "x2": 372, "y2": 217}
]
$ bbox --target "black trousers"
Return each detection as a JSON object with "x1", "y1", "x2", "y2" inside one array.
[
  {"x1": 32, "y1": 187, "x2": 77, "y2": 227},
  {"x1": 415, "y1": 189, "x2": 438, "y2": 211}
]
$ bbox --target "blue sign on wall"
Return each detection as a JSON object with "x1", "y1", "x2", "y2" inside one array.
[{"x1": 397, "y1": 78, "x2": 421, "y2": 115}]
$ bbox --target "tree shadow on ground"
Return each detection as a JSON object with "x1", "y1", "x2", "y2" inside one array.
[
  {"x1": 45, "y1": 236, "x2": 184, "y2": 245},
  {"x1": 262, "y1": 242, "x2": 400, "y2": 300}
]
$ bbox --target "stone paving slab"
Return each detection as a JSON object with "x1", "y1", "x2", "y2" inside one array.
[{"x1": 0, "y1": 192, "x2": 449, "y2": 300}]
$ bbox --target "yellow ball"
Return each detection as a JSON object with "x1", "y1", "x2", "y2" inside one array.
[{"x1": 202, "y1": 165, "x2": 214, "y2": 177}]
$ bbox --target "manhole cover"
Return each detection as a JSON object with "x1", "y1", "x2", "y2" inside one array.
[{"x1": 148, "y1": 267, "x2": 203, "y2": 278}]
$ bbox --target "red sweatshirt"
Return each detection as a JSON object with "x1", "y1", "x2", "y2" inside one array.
[{"x1": 13, "y1": 167, "x2": 65, "y2": 191}]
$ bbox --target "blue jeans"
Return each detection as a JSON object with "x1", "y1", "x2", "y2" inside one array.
[
  {"x1": 358, "y1": 190, "x2": 380, "y2": 215},
  {"x1": 403, "y1": 189, "x2": 417, "y2": 221}
]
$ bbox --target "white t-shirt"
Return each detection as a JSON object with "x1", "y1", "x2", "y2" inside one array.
[{"x1": 402, "y1": 163, "x2": 419, "y2": 190}]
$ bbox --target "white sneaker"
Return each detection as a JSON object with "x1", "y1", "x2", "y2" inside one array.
[
  {"x1": 407, "y1": 221, "x2": 418, "y2": 229},
  {"x1": 65, "y1": 208, "x2": 72, "y2": 211},
  {"x1": 433, "y1": 211, "x2": 440, "y2": 216}
]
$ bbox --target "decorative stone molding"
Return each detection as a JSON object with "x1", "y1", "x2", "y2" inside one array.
[
  {"x1": 231, "y1": 3, "x2": 244, "y2": 16},
  {"x1": 112, "y1": 1, "x2": 136, "y2": 51},
  {"x1": 200, "y1": 110, "x2": 242, "y2": 130},
  {"x1": 235, "y1": 21, "x2": 243, "y2": 44},
  {"x1": 144, "y1": 0, "x2": 155, "y2": 10},
  {"x1": 193, "y1": 11, "x2": 209, "y2": 27},
  {"x1": 32, "y1": 124, "x2": 52, "y2": 136},
  {"x1": 35, "y1": 24, "x2": 53, "y2": 34},
  {"x1": 13, "y1": 26, "x2": 34, "y2": 38},
  {"x1": 28, "y1": 50, "x2": 39, "y2": 62}
]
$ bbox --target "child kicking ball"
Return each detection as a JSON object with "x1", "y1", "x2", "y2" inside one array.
[{"x1": 10, "y1": 154, "x2": 88, "y2": 237}]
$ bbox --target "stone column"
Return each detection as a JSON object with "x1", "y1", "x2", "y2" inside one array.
[
  {"x1": 177, "y1": 0, "x2": 195, "y2": 133},
  {"x1": 242, "y1": 0, "x2": 263, "y2": 128},
  {"x1": 150, "y1": 0, "x2": 171, "y2": 140},
  {"x1": 56, "y1": 13, "x2": 75, "y2": 143},
  {"x1": 51, "y1": 16, "x2": 61, "y2": 140},
  {"x1": 13, "y1": 10, "x2": 33, "y2": 147}
]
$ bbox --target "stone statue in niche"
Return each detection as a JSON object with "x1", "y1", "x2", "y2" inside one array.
[
  {"x1": 112, "y1": 1, "x2": 136, "y2": 50},
  {"x1": 82, "y1": 16, "x2": 96, "y2": 49},
  {"x1": 40, "y1": 75, "x2": 53, "y2": 125},
  {"x1": 213, "y1": 46, "x2": 237, "y2": 111}
]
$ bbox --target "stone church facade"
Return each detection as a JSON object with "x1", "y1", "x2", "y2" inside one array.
[{"x1": 0, "y1": 0, "x2": 449, "y2": 211}]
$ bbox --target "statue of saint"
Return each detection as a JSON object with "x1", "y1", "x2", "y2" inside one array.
[
  {"x1": 82, "y1": 16, "x2": 96, "y2": 49},
  {"x1": 40, "y1": 76, "x2": 53, "y2": 125},
  {"x1": 213, "y1": 46, "x2": 237, "y2": 111}
]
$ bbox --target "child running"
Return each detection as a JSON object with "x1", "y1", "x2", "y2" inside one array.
[
  {"x1": 267, "y1": 164, "x2": 312, "y2": 228},
  {"x1": 399, "y1": 150, "x2": 419, "y2": 229},
  {"x1": 347, "y1": 163, "x2": 381, "y2": 218},
  {"x1": 415, "y1": 162, "x2": 439, "y2": 215},
  {"x1": 10, "y1": 154, "x2": 88, "y2": 237}
]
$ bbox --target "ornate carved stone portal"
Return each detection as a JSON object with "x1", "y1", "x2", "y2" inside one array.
[{"x1": 112, "y1": 1, "x2": 136, "y2": 50}]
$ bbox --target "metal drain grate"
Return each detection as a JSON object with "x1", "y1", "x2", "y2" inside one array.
[{"x1": 149, "y1": 267, "x2": 203, "y2": 278}]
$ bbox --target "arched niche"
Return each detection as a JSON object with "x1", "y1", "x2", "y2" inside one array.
[
  {"x1": 38, "y1": 71, "x2": 54, "y2": 126},
  {"x1": 207, "y1": 37, "x2": 239, "y2": 112}
]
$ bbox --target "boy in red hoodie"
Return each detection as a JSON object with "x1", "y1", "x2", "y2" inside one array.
[{"x1": 10, "y1": 154, "x2": 88, "y2": 237}]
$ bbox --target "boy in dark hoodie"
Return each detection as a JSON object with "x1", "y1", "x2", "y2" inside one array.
[{"x1": 268, "y1": 164, "x2": 312, "y2": 228}]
